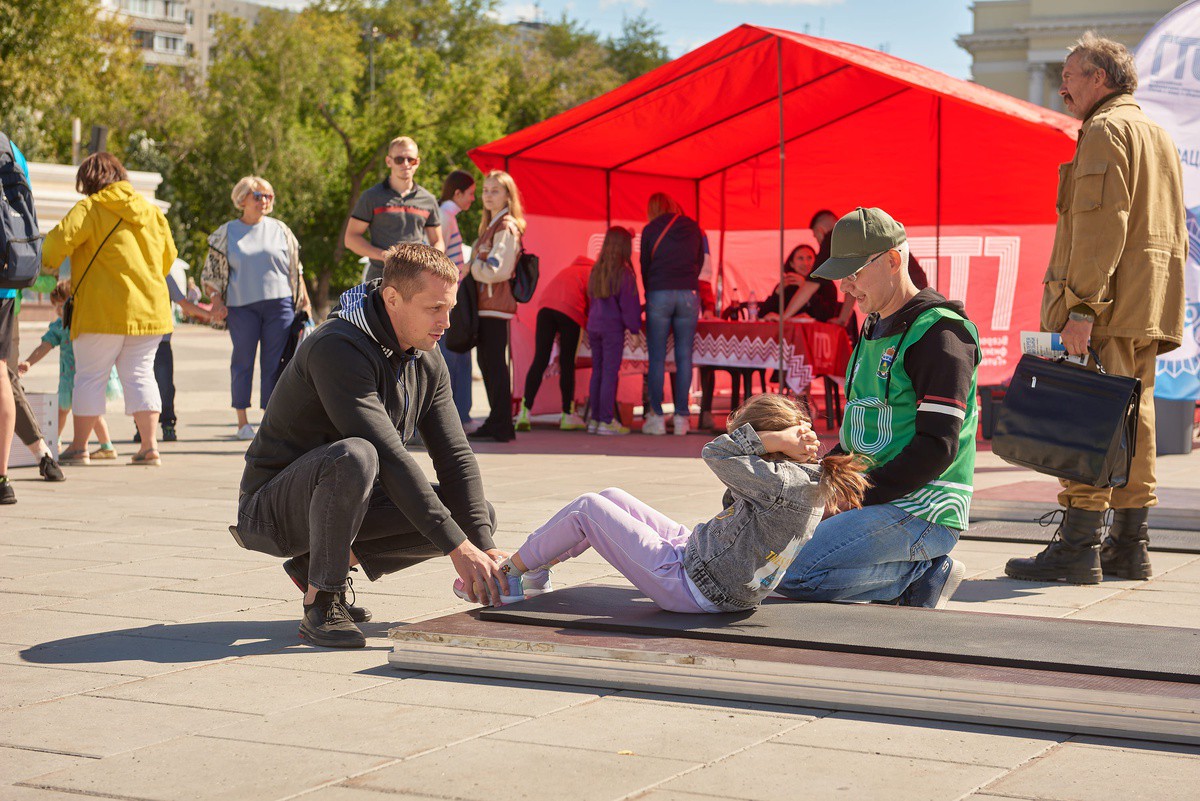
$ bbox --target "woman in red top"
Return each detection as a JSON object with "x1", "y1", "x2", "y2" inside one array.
[{"x1": 516, "y1": 255, "x2": 593, "y2": 431}]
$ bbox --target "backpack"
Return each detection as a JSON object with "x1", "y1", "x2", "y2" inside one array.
[
  {"x1": 0, "y1": 133, "x2": 43, "y2": 290},
  {"x1": 510, "y1": 250, "x2": 539, "y2": 303},
  {"x1": 445, "y1": 273, "x2": 479, "y2": 353}
]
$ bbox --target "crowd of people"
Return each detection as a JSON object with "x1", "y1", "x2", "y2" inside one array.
[{"x1": 0, "y1": 34, "x2": 1187, "y2": 658}]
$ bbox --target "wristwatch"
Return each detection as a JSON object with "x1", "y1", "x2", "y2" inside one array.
[{"x1": 1068, "y1": 310, "x2": 1095, "y2": 323}]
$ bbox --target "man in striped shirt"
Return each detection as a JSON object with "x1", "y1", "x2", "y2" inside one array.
[{"x1": 775, "y1": 208, "x2": 980, "y2": 609}]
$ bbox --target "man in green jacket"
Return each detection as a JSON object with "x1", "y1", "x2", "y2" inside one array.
[
  {"x1": 1006, "y1": 33, "x2": 1187, "y2": 585},
  {"x1": 232, "y1": 244, "x2": 508, "y2": 648}
]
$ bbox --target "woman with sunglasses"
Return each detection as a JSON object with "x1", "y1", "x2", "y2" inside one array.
[{"x1": 203, "y1": 176, "x2": 310, "y2": 440}]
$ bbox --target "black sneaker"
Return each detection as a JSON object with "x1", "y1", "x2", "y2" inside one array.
[
  {"x1": 39, "y1": 454, "x2": 66, "y2": 482},
  {"x1": 282, "y1": 555, "x2": 372, "y2": 623},
  {"x1": 299, "y1": 591, "x2": 365, "y2": 648},
  {"x1": 0, "y1": 478, "x2": 14, "y2": 505},
  {"x1": 161, "y1": 425, "x2": 177, "y2": 442}
]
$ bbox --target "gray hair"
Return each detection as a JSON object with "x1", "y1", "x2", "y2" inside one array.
[{"x1": 1068, "y1": 31, "x2": 1138, "y2": 94}]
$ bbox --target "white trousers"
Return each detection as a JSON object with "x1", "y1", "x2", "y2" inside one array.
[{"x1": 72, "y1": 333, "x2": 162, "y2": 417}]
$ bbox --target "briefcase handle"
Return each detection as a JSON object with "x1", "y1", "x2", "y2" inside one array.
[{"x1": 1054, "y1": 346, "x2": 1104, "y2": 374}]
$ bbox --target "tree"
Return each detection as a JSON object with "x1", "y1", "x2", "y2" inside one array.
[{"x1": 606, "y1": 13, "x2": 670, "y2": 83}]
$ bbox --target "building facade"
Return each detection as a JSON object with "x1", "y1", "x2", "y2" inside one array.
[
  {"x1": 956, "y1": 0, "x2": 1182, "y2": 111},
  {"x1": 97, "y1": 0, "x2": 267, "y2": 75}
]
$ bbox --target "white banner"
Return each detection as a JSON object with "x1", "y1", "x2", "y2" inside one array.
[{"x1": 1136, "y1": 0, "x2": 1200, "y2": 400}]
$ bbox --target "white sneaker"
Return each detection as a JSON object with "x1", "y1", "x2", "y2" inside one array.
[
  {"x1": 597, "y1": 420, "x2": 630, "y2": 436},
  {"x1": 673, "y1": 414, "x2": 690, "y2": 436},
  {"x1": 587, "y1": 419, "x2": 599, "y2": 434},
  {"x1": 642, "y1": 413, "x2": 666, "y2": 436},
  {"x1": 236, "y1": 424, "x2": 255, "y2": 441},
  {"x1": 522, "y1": 569, "x2": 554, "y2": 597}
]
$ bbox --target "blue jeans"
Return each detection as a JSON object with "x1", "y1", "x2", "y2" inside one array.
[
  {"x1": 775, "y1": 504, "x2": 960, "y2": 602},
  {"x1": 645, "y1": 289, "x2": 700, "y2": 417},
  {"x1": 437, "y1": 338, "x2": 474, "y2": 424},
  {"x1": 226, "y1": 297, "x2": 294, "y2": 410}
]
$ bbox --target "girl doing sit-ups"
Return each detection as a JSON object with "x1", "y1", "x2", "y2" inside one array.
[{"x1": 456, "y1": 393, "x2": 869, "y2": 612}]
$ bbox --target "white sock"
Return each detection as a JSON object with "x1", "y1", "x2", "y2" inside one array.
[
  {"x1": 500, "y1": 557, "x2": 525, "y2": 576},
  {"x1": 33, "y1": 440, "x2": 51, "y2": 459}
]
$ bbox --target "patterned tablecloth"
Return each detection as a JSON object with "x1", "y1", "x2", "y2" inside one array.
[{"x1": 576, "y1": 320, "x2": 852, "y2": 395}]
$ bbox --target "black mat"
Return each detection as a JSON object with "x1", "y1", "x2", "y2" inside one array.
[
  {"x1": 479, "y1": 585, "x2": 1200, "y2": 684},
  {"x1": 962, "y1": 519, "x2": 1200, "y2": 553}
]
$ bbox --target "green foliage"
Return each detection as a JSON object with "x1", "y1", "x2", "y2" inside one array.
[{"x1": 6, "y1": 0, "x2": 670, "y2": 312}]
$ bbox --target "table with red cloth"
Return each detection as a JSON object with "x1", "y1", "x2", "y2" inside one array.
[{"x1": 575, "y1": 320, "x2": 852, "y2": 394}]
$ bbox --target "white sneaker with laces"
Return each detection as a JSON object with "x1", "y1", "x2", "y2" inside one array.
[
  {"x1": 521, "y1": 568, "x2": 554, "y2": 596},
  {"x1": 597, "y1": 420, "x2": 630, "y2": 436},
  {"x1": 642, "y1": 413, "x2": 666, "y2": 436},
  {"x1": 673, "y1": 414, "x2": 690, "y2": 436},
  {"x1": 587, "y1": 419, "x2": 599, "y2": 434},
  {"x1": 236, "y1": 424, "x2": 255, "y2": 441}
]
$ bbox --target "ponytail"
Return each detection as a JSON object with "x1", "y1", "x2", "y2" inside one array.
[{"x1": 817, "y1": 452, "x2": 871, "y2": 515}]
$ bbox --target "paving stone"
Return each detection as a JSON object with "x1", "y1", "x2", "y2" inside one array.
[
  {"x1": 0, "y1": 593, "x2": 65, "y2": 613},
  {"x1": 0, "y1": 556, "x2": 110, "y2": 579},
  {"x1": 985, "y1": 740, "x2": 1200, "y2": 800},
  {"x1": 349, "y1": 738, "x2": 695, "y2": 800},
  {"x1": 0, "y1": 695, "x2": 252, "y2": 757},
  {"x1": 0, "y1": 571, "x2": 178, "y2": 600},
  {"x1": 158, "y1": 568, "x2": 299, "y2": 600},
  {"x1": 0, "y1": 663, "x2": 135, "y2": 709},
  {"x1": 0, "y1": 785, "x2": 112, "y2": 801},
  {"x1": 1064, "y1": 598, "x2": 1200, "y2": 627},
  {"x1": 44, "y1": 588, "x2": 282, "y2": 624},
  {"x1": 31, "y1": 541, "x2": 201, "y2": 565},
  {"x1": 349, "y1": 674, "x2": 608, "y2": 716},
  {"x1": 240, "y1": 644, "x2": 404, "y2": 676},
  {"x1": 286, "y1": 787, "x2": 441, "y2": 801},
  {"x1": 664, "y1": 741, "x2": 1004, "y2": 800},
  {"x1": 774, "y1": 712, "x2": 1063, "y2": 768},
  {"x1": 0, "y1": 746, "x2": 87, "y2": 786},
  {"x1": 28, "y1": 735, "x2": 392, "y2": 801},
  {"x1": 491, "y1": 695, "x2": 800, "y2": 761},
  {"x1": 0, "y1": 609, "x2": 148, "y2": 647},
  {"x1": 205, "y1": 696, "x2": 524, "y2": 758},
  {"x1": 92, "y1": 662, "x2": 392, "y2": 714},
  {"x1": 1155, "y1": 559, "x2": 1200, "y2": 584},
  {"x1": 13, "y1": 632, "x2": 265, "y2": 677},
  {"x1": 87, "y1": 556, "x2": 263, "y2": 581}
]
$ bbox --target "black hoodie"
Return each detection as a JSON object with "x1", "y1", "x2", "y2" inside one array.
[
  {"x1": 848, "y1": 288, "x2": 980, "y2": 508},
  {"x1": 240, "y1": 283, "x2": 495, "y2": 554}
]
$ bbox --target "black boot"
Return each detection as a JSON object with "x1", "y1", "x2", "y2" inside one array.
[
  {"x1": 1004, "y1": 507, "x2": 1105, "y2": 584},
  {"x1": 299, "y1": 591, "x2": 365, "y2": 648},
  {"x1": 1100, "y1": 507, "x2": 1153, "y2": 580},
  {"x1": 282, "y1": 555, "x2": 372, "y2": 622}
]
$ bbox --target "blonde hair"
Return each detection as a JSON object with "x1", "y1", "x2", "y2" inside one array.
[
  {"x1": 728, "y1": 393, "x2": 871, "y2": 514},
  {"x1": 647, "y1": 192, "x2": 683, "y2": 221},
  {"x1": 382, "y1": 243, "x2": 458, "y2": 299},
  {"x1": 589, "y1": 227, "x2": 634, "y2": 300},
  {"x1": 477, "y1": 170, "x2": 527, "y2": 238},
  {"x1": 1069, "y1": 31, "x2": 1138, "y2": 94},
  {"x1": 388, "y1": 136, "x2": 418, "y2": 154},
  {"x1": 231, "y1": 176, "x2": 274, "y2": 210}
]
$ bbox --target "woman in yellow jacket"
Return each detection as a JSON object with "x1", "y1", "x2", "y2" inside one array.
[{"x1": 42, "y1": 153, "x2": 176, "y2": 466}]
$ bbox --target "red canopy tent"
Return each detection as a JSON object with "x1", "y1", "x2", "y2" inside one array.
[{"x1": 470, "y1": 24, "x2": 1080, "y2": 412}]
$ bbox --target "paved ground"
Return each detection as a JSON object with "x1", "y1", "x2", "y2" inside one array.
[{"x1": 2, "y1": 322, "x2": 1198, "y2": 801}]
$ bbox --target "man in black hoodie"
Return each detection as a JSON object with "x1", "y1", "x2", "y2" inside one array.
[
  {"x1": 232, "y1": 244, "x2": 507, "y2": 647},
  {"x1": 776, "y1": 208, "x2": 980, "y2": 609}
]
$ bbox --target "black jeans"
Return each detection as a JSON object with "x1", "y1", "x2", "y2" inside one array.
[
  {"x1": 523, "y1": 307, "x2": 581, "y2": 414},
  {"x1": 236, "y1": 438, "x2": 496, "y2": 592},
  {"x1": 476, "y1": 317, "x2": 513, "y2": 436},
  {"x1": 154, "y1": 338, "x2": 176, "y2": 427}
]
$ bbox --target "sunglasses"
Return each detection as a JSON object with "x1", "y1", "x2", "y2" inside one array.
[
  {"x1": 251, "y1": 191, "x2": 274, "y2": 201},
  {"x1": 390, "y1": 155, "x2": 419, "y2": 165}
]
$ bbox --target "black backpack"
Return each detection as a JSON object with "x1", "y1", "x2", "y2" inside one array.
[
  {"x1": 510, "y1": 250, "x2": 539, "y2": 303},
  {"x1": 0, "y1": 133, "x2": 43, "y2": 290}
]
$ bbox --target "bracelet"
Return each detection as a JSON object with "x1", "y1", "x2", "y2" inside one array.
[{"x1": 1068, "y1": 310, "x2": 1095, "y2": 323}]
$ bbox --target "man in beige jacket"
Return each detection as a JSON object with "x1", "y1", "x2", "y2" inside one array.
[{"x1": 1006, "y1": 33, "x2": 1187, "y2": 586}]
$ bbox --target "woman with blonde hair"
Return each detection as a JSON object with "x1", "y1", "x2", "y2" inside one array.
[
  {"x1": 640, "y1": 191, "x2": 705, "y2": 436},
  {"x1": 41, "y1": 152, "x2": 176, "y2": 466},
  {"x1": 467, "y1": 170, "x2": 526, "y2": 443},
  {"x1": 202, "y1": 176, "x2": 310, "y2": 440}
]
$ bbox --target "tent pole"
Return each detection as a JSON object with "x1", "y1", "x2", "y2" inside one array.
[
  {"x1": 777, "y1": 37, "x2": 786, "y2": 391},
  {"x1": 936, "y1": 97, "x2": 942, "y2": 291},
  {"x1": 605, "y1": 170, "x2": 612, "y2": 228},
  {"x1": 719, "y1": 171, "x2": 727, "y2": 310}
]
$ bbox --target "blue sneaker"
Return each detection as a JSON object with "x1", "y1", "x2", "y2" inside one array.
[
  {"x1": 453, "y1": 574, "x2": 525, "y2": 606},
  {"x1": 903, "y1": 556, "x2": 966, "y2": 609}
]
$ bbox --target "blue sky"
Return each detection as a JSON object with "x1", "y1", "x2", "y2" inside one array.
[{"x1": 266, "y1": 0, "x2": 975, "y2": 78}]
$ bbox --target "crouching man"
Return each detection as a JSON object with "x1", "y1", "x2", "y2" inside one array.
[{"x1": 232, "y1": 243, "x2": 508, "y2": 648}]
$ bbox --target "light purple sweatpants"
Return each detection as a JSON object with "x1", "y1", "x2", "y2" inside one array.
[{"x1": 516, "y1": 487, "x2": 710, "y2": 613}]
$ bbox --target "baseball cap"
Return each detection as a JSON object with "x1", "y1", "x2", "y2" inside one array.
[{"x1": 812, "y1": 207, "x2": 907, "y2": 280}]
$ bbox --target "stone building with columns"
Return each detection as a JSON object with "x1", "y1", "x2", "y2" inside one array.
[{"x1": 956, "y1": 0, "x2": 1182, "y2": 111}]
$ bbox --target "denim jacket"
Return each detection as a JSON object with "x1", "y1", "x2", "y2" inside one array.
[{"x1": 683, "y1": 424, "x2": 824, "y2": 611}]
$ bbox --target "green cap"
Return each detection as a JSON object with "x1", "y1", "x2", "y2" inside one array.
[{"x1": 812, "y1": 207, "x2": 907, "y2": 280}]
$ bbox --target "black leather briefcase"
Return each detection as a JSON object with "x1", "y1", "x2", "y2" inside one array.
[{"x1": 992, "y1": 350, "x2": 1140, "y2": 488}]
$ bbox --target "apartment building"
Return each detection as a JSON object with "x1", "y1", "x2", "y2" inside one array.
[
  {"x1": 956, "y1": 0, "x2": 1182, "y2": 110},
  {"x1": 97, "y1": 0, "x2": 268, "y2": 75}
]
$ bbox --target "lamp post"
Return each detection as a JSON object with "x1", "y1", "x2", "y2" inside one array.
[{"x1": 364, "y1": 24, "x2": 382, "y2": 96}]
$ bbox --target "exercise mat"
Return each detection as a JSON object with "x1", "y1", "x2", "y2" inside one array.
[{"x1": 480, "y1": 584, "x2": 1200, "y2": 683}]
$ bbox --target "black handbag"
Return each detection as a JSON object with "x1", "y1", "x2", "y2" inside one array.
[
  {"x1": 992, "y1": 348, "x2": 1140, "y2": 488},
  {"x1": 510, "y1": 250, "x2": 539, "y2": 303},
  {"x1": 445, "y1": 273, "x2": 479, "y2": 353}
]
